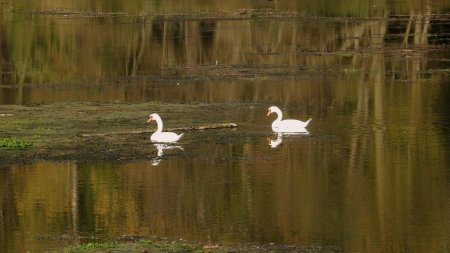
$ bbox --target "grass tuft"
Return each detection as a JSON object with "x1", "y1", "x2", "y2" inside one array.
[
  {"x1": 0, "y1": 137, "x2": 33, "y2": 149},
  {"x1": 69, "y1": 242, "x2": 118, "y2": 251}
]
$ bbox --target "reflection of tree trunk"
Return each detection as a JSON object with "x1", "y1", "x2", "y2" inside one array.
[
  {"x1": 71, "y1": 162, "x2": 79, "y2": 239},
  {"x1": 347, "y1": 80, "x2": 369, "y2": 172},
  {"x1": 407, "y1": 53, "x2": 422, "y2": 186},
  {"x1": 131, "y1": 23, "x2": 148, "y2": 76},
  {"x1": 161, "y1": 21, "x2": 168, "y2": 68},
  {"x1": 344, "y1": 17, "x2": 388, "y2": 251},
  {"x1": 340, "y1": 23, "x2": 365, "y2": 51},
  {"x1": 403, "y1": 5, "x2": 431, "y2": 47},
  {"x1": 240, "y1": 144, "x2": 253, "y2": 227},
  {"x1": 125, "y1": 37, "x2": 131, "y2": 76},
  {"x1": 420, "y1": 5, "x2": 431, "y2": 45},
  {"x1": 362, "y1": 15, "x2": 389, "y2": 250},
  {"x1": 346, "y1": 14, "x2": 387, "y2": 171},
  {"x1": 290, "y1": 23, "x2": 297, "y2": 66},
  {"x1": 185, "y1": 21, "x2": 199, "y2": 65},
  {"x1": 373, "y1": 54, "x2": 386, "y2": 251},
  {"x1": 402, "y1": 10, "x2": 414, "y2": 47},
  {"x1": 414, "y1": 17, "x2": 423, "y2": 45},
  {"x1": 125, "y1": 23, "x2": 148, "y2": 76},
  {"x1": 13, "y1": 44, "x2": 26, "y2": 102}
]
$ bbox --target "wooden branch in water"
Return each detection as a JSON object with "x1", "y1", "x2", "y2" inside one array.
[{"x1": 80, "y1": 123, "x2": 237, "y2": 137}]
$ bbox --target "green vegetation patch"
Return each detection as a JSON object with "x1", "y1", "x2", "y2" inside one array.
[
  {"x1": 66, "y1": 239, "x2": 202, "y2": 253},
  {"x1": 63, "y1": 238, "x2": 341, "y2": 253},
  {"x1": 137, "y1": 239, "x2": 202, "y2": 252},
  {"x1": 68, "y1": 241, "x2": 119, "y2": 252},
  {"x1": 0, "y1": 137, "x2": 33, "y2": 149}
]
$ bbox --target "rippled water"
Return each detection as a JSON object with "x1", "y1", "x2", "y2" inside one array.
[{"x1": 1, "y1": 0, "x2": 450, "y2": 252}]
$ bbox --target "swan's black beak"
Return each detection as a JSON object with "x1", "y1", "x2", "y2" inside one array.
[
  {"x1": 266, "y1": 110, "x2": 271, "y2": 116},
  {"x1": 147, "y1": 117, "x2": 153, "y2": 123}
]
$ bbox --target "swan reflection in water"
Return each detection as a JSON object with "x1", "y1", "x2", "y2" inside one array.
[
  {"x1": 267, "y1": 132, "x2": 309, "y2": 148},
  {"x1": 151, "y1": 143, "x2": 184, "y2": 166}
]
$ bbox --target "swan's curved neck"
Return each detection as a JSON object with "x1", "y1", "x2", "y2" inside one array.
[
  {"x1": 154, "y1": 117, "x2": 163, "y2": 133},
  {"x1": 273, "y1": 108, "x2": 283, "y2": 122}
]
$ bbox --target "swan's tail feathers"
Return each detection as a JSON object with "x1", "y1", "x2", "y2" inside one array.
[
  {"x1": 304, "y1": 118, "x2": 312, "y2": 127},
  {"x1": 178, "y1": 133, "x2": 185, "y2": 139}
]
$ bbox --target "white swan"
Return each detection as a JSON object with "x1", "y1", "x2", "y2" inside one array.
[
  {"x1": 267, "y1": 106, "x2": 311, "y2": 133},
  {"x1": 147, "y1": 113, "x2": 184, "y2": 143}
]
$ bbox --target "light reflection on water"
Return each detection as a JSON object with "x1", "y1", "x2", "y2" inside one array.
[{"x1": 150, "y1": 143, "x2": 184, "y2": 166}]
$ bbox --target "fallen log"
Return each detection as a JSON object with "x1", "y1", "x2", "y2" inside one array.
[{"x1": 80, "y1": 123, "x2": 237, "y2": 137}]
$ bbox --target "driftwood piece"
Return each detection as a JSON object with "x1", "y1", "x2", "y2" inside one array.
[{"x1": 80, "y1": 123, "x2": 237, "y2": 137}]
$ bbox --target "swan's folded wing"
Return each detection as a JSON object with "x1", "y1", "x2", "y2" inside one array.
[{"x1": 274, "y1": 119, "x2": 309, "y2": 132}]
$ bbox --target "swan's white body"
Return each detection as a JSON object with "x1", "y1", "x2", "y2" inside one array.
[
  {"x1": 148, "y1": 113, "x2": 184, "y2": 143},
  {"x1": 267, "y1": 106, "x2": 311, "y2": 133}
]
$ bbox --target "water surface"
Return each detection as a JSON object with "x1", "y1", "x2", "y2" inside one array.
[{"x1": 1, "y1": 1, "x2": 450, "y2": 252}]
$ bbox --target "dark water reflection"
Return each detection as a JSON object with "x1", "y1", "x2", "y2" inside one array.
[{"x1": 1, "y1": 0, "x2": 450, "y2": 252}]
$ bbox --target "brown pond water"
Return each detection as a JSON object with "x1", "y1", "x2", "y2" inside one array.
[{"x1": 1, "y1": 0, "x2": 450, "y2": 252}]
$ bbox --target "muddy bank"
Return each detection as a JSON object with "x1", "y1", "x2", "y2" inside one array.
[{"x1": 0, "y1": 102, "x2": 239, "y2": 165}]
